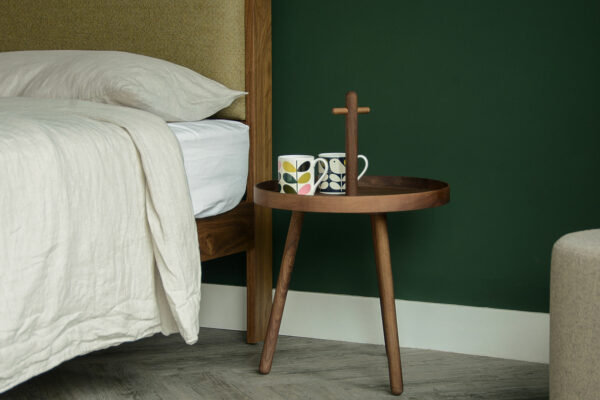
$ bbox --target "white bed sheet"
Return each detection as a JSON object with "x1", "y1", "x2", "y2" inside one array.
[{"x1": 169, "y1": 120, "x2": 249, "y2": 218}]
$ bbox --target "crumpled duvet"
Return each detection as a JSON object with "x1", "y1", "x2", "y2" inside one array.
[{"x1": 0, "y1": 97, "x2": 202, "y2": 393}]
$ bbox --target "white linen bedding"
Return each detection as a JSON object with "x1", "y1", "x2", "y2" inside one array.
[
  {"x1": 0, "y1": 97, "x2": 201, "y2": 393},
  {"x1": 169, "y1": 120, "x2": 249, "y2": 218}
]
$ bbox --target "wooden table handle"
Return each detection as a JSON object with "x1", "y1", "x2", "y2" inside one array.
[{"x1": 332, "y1": 107, "x2": 371, "y2": 115}]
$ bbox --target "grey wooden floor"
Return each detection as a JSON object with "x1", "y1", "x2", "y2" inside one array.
[{"x1": 3, "y1": 328, "x2": 548, "y2": 400}]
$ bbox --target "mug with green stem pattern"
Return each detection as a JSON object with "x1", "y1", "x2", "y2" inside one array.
[{"x1": 278, "y1": 155, "x2": 329, "y2": 195}]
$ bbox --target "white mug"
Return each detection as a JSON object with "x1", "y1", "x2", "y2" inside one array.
[
  {"x1": 317, "y1": 152, "x2": 369, "y2": 194},
  {"x1": 278, "y1": 155, "x2": 329, "y2": 195}
]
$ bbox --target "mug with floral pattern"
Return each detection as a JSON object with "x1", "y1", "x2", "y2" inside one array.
[{"x1": 278, "y1": 155, "x2": 329, "y2": 195}]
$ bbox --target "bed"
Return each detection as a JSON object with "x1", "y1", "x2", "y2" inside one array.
[{"x1": 0, "y1": 0, "x2": 272, "y2": 392}]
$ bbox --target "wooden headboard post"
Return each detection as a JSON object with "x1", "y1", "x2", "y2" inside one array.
[{"x1": 245, "y1": 0, "x2": 273, "y2": 344}]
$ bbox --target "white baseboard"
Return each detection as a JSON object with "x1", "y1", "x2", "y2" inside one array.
[{"x1": 199, "y1": 283, "x2": 549, "y2": 363}]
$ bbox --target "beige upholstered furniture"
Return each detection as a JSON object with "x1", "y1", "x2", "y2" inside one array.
[{"x1": 550, "y1": 229, "x2": 600, "y2": 400}]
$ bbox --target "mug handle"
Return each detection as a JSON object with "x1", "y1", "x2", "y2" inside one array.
[
  {"x1": 357, "y1": 155, "x2": 369, "y2": 180},
  {"x1": 311, "y1": 158, "x2": 329, "y2": 195}
]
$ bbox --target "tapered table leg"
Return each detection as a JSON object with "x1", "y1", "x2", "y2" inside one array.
[
  {"x1": 371, "y1": 213, "x2": 403, "y2": 395},
  {"x1": 259, "y1": 211, "x2": 304, "y2": 374}
]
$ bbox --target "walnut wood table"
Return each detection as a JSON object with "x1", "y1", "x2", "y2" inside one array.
[{"x1": 254, "y1": 175, "x2": 450, "y2": 396}]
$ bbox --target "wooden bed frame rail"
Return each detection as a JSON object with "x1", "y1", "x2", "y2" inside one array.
[{"x1": 196, "y1": 201, "x2": 254, "y2": 261}]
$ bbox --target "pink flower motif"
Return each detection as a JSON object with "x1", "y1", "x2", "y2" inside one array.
[{"x1": 298, "y1": 184, "x2": 312, "y2": 195}]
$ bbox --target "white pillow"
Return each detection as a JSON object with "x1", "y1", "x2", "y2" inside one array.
[{"x1": 0, "y1": 50, "x2": 246, "y2": 122}]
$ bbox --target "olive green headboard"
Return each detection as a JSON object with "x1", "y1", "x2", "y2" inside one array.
[{"x1": 0, "y1": 0, "x2": 245, "y2": 120}]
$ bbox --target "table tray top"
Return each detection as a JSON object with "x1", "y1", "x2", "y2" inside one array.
[{"x1": 254, "y1": 175, "x2": 450, "y2": 213}]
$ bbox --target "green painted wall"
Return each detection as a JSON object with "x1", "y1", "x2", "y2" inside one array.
[{"x1": 203, "y1": 0, "x2": 600, "y2": 313}]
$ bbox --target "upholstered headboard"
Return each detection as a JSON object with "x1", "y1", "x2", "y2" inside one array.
[{"x1": 0, "y1": 0, "x2": 246, "y2": 120}]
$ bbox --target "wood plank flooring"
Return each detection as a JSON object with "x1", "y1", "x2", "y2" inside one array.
[{"x1": 3, "y1": 328, "x2": 548, "y2": 399}]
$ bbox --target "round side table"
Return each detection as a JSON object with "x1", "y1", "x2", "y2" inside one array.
[{"x1": 254, "y1": 175, "x2": 450, "y2": 396}]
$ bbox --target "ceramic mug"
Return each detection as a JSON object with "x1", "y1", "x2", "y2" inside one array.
[
  {"x1": 278, "y1": 155, "x2": 329, "y2": 195},
  {"x1": 317, "y1": 152, "x2": 369, "y2": 194}
]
